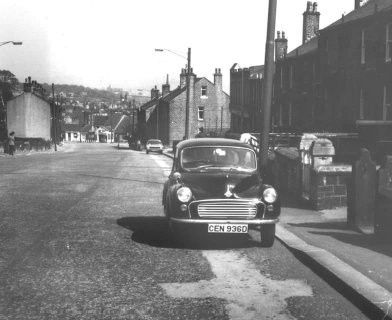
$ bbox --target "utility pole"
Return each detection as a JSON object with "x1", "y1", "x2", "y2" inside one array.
[
  {"x1": 52, "y1": 83, "x2": 57, "y2": 151},
  {"x1": 156, "y1": 102, "x2": 159, "y2": 139},
  {"x1": 132, "y1": 99, "x2": 136, "y2": 134},
  {"x1": 185, "y1": 47, "x2": 191, "y2": 139},
  {"x1": 260, "y1": 0, "x2": 277, "y2": 173}
]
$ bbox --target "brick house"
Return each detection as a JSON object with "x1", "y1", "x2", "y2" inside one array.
[
  {"x1": 229, "y1": 64, "x2": 264, "y2": 133},
  {"x1": 273, "y1": 0, "x2": 392, "y2": 138},
  {"x1": 138, "y1": 69, "x2": 230, "y2": 145}
]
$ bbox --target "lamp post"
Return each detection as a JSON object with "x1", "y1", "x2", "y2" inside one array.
[{"x1": 154, "y1": 47, "x2": 191, "y2": 139}]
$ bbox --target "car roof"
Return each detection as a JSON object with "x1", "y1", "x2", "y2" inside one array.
[{"x1": 176, "y1": 138, "x2": 254, "y2": 150}]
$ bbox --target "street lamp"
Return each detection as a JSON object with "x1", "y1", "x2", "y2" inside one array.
[
  {"x1": 154, "y1": 47, "x2": 191, "y2": 139},
  {"x1": 0, "y1": 41, "x2": 23, "y2": 47}
]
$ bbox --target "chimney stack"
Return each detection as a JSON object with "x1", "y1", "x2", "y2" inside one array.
[
  {"x1": 150, "y1": 85, "x2": 160, "y2": 100},
  {"x1": 180, "y1": 68, "x2": 187, "y2": 88},
  {"x1": 275, "y1": 31, "x2": 288, "y2": 60},
  {"x1": 214, "y1": 68, "x2": 222, "y2": 91},
  {"x1": 355, "y1": 0, "x2": 363, "y2": 9},
  {"x1": 162, "y1": 74, "x2": 170, "y2": 96},
  {"x1": 303, "y1": 1, "x2": 320, "y2": 44}
]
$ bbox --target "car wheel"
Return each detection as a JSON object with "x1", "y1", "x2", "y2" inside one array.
[
  {"x1": 159, "y1": 150, "x2": 163, "y2": 154},
  {"x1": 146, "y1": 150, "x2": 149, "y2": 154},
  {"x1": 260, "y1": 224, "x2": 275, "y2": 247}
]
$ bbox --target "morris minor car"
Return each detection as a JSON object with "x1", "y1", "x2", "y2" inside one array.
[{"x1": 162, "y1": 138, "x2": 280, "y2": 247}]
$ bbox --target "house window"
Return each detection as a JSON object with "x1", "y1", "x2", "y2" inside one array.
[
  {"x1": 383, "y1": 85, "x2": 392, "y2": 120},
  {"x1": 73, "y1": 132, "x2": 78, "y2": 138},
  {"x1": 361, "y1": 29, "x2": 366, "y2": 64},
  {"x1": 386, "y1": 24, "x2": 392, "y2": 62},
  {"x1": 198, "y1": 106, "x2": 205, "y2": 121},
  {"x1": 201, "y1": 86, "x2": 207, "y2": 97},
  {"x1": 359, "y1": 88, "x2": 364, "y2": 120}
]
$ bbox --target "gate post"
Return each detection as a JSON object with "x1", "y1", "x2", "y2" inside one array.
[
  {"x1": 299, "y1": 134, "x2": 318, "y2": 200},
  {"x1": 349, "y1": 149, "x2": 377, "y2": 234},
  {"x1": 375, "y1": 156, "x2": 392, "y2": 239}
]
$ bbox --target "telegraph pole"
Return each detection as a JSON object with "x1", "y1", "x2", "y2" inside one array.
[
  {"x1": 52, "y1": 83, "x2": 57, "y2": 151},
  {"x1": 185, "y1": 47, "x2": 191, "y2": 139},
  {"x1": 260, "y1": 0, "x2": 277, "y2": 172}
]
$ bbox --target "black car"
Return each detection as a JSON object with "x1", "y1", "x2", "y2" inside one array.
[{"x1": 162, "y1": 138, "x2": 280, "y2": 247}]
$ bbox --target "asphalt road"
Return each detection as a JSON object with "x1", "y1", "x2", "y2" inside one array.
[{"x1": 0, "y1": 143, "x2": 369, "y2": 320}]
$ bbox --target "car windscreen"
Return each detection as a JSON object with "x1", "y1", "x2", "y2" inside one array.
[
  {"x1": 181, "y1": 146, "x2": 257, "y2": 171},
  {"x1": 147, "y1": 140, "x2": 162, "y2": 144}
]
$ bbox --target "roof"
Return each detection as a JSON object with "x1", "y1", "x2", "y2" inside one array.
[
  {"x1": 286, "y1": 37, "x2": 318, "y2": 58},
  {"x1": 104, "y1": 113, "x2": 123, "y2": 128},
  {"x1": 161, "y1": 86, "x2": 186, "y2": 103},
  {"x1": 176, "y1": 138, "x2": 254, "y2": 150},
  {"x1": 64, "y1": 124, "x2": 83, "y2": 132},
  {"x1": 92, "y1": 114, "x2": 108, "y2": 126},
  {"x1": 80, "y1": 124, "x2": 94, "y2": 133},
  {"x1": 113, "y1": 115, "x2": 130, "y2": 134},
  {"x1": 325, "y1": 0, "x2": 392, "y2": 30},
  {"x1": 140, "y1": 98, "x2": 159, "y2": 111},
  {"x1": 249, "y1": 65, "x2": 264, "y2": 79}
]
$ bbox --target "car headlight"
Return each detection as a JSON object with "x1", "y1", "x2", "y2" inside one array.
[
  {"x1": 177, "y1": 187, "x2": 192, "y2": 203},
  {"x1": 263, "y1": 187, "x2": 277, "y2": 203}
]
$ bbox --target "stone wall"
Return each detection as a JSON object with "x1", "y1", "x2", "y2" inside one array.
[
  {"x1": 310, "y1": 165, "x2": 351, "y2": 210},
  {"x1": 270, "y1": 138, "x2": 352, "y2": 210}
]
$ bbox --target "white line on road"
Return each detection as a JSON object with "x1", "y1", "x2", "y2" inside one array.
[{"x1": 152, "y1": 156, "x2": 313, "y2": 319}]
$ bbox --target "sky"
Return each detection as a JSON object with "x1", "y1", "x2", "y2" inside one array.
[{"x1": 0, "y1": 0, "x2": 356, "y2": 93}]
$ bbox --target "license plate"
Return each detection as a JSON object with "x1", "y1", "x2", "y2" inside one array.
[{"x1": 208, "y1": 224, "x2": 248, "y2": 233}]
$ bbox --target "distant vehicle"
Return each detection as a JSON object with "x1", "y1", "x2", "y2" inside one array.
[
  {"x1": 128, "y1": 137, "x2": 142, "y2": 151},
  {"x1": 146, "y1": 139, "x2": 163, "y2": 154},
  {"x1": 162, "y1": 138, "x2": 281, "y2": 247}
]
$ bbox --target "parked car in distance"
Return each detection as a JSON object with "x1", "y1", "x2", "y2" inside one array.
[
  {"x1": 146, "y1": 139, "x2": 163, "y2": 154},
  {"x1": 162, "y1": 138, "x2": 280, "y2": 247}
]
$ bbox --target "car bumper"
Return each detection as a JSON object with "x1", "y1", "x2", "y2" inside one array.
[{"x1": 169, "y1": 217, "x2": 279, "y2": 224}]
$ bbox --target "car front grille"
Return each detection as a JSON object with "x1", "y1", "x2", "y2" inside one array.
[{"x1": 195, "y1": 199, "x2": 259, "y2": 219}]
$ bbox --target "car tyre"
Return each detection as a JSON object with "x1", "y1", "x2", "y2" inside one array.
[
  {"x1": 260, "y1": 224, "x2": 275, "y2": 247},
  {"x1": 146, "y1": 150, "x2": 149, "y2": 154}
]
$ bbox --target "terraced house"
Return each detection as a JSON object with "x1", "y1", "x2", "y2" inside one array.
[
  {"x1": 138, "y1": 69, "x2": 230, "y2": 145},
  {"x1": 273, "y1": 0, "x2": 392, "y2": 138}
]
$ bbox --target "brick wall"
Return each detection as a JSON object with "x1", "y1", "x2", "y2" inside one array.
[
  {"x1": 169, "y1": 92, "x2": 187, "y2": 142},
  {"x1": 310, "y1": 166, "x2": 351, "y2": 210}
]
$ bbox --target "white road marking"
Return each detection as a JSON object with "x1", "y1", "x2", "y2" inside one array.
[
  {"x1": 160, "y1": 250, "x2": 313, "y2": 320},
  {"x1": 152, "y1": 156, "x2": 313, "y2": 319},
  {"x1": 151, "y1": 154, "x2": 172, "y2": 177}
]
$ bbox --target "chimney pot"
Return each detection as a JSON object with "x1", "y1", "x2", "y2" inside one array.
[
  {"x1": 313, "y1": 2, "x2": 318, "y2": 12},
  {"x1": 282, "y1": 31, "x2": 286, "y2": 39},
  {"x1": 307, "y1": 1, "x2": 312, "y2": 11},
  {"x1": 277, "y1": 31, "x2": 281, "y2": 39}
]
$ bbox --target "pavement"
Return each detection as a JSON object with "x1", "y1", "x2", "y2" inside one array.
[{"x1": 162, "y1": 148, "x2": 392, "y2": 320}]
